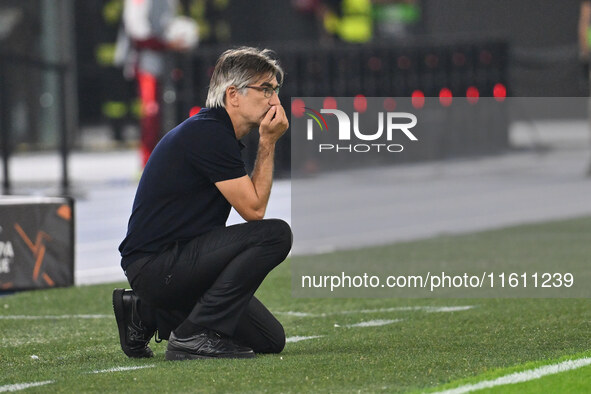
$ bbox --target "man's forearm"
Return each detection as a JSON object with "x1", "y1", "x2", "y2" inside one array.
[{"x1": 250, "y1": 139, "x2": 276, "y2": 216}]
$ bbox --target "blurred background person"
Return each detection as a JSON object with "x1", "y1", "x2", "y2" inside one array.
[
  {"x1": 294, "y1": 0, "x2": 373, "y2": 44},
  {"x1": 115, "y1": 0, "x2": 198, "y2": 168},
  {"x1": 292, "y1": 0, "x2": 421, "y2": 45}
]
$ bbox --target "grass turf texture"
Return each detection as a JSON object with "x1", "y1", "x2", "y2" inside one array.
[
  {"x1": 0, "y1": 216, "x2": 590, "y2": 393},
  {"x1": 423, "y1": 352, "x2": 591, "y2": 394}
]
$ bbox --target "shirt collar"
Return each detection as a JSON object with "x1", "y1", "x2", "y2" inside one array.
[
  {"x1": 197, "y1": 107, "x2": 245, "y2": 149},
  {"x1": 197, "y1": 107, "x2": 234, "y2": 132}
]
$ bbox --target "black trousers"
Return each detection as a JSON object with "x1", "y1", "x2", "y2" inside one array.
[{"x1": 125, "y1": 219, "x2": 292, "y2": 354}]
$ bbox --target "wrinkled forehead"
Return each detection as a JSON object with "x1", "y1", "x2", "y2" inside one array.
[{"x1": 250, "y1": 73, "x2": 279, "y2": 87}]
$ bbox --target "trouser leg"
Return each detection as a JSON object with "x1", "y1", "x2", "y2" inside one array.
[
  {"x1": 182, "y1": 219, "x2": 292, "y2": 335},
  {"x1": 233, "y1": 296, "x2": 286, "y2": 354},
  {"x1": 127, "y1": 219, "x2": 292, "y2": 340}
]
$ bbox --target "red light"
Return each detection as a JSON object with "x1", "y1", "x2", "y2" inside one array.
[
  {"x1": 383, "y1": 97, "x2": 397, "y2": 111},
  {"x1": 493, "y1": 83, "x2": 507, "y2": 102},
  {"x1": 291, "y1": 99, "x2": 305, "y2": 118},
  {"x1": 466, "y1": 86, "x2": 479, "y2": 104},
  {"x1": 425, "y1": 54, "x2": 439, "y2": 69},
  {"x1": 452, "y1": 52, "x2": 466, "y2": 67},
  {"x1": 479, "y1": 50, "x2": 493, "y2": 65},
  {"x1": 323, "y1": 97, "x2": 337, "y2": 110},
  {"x1": 172, "y1": 68, "x2": 184, "y2": 81},
  {"x1": 439, "y1": 88, "x2": 453, "y2": 107},
  {"x1": 411, "y1": 90, "x2": 425, "y2": 109},
  {"x1": 354, "y1": 94, "x2": 367, "y2": 113},
  {"x1": 368, "y1": 56, "x2": 382, "y2": 71},
  {"x1": 189, "y1": 106, "x2": 201, "y2": 117},
  {"x1": 397, "y1": 56, "x2": 411, "y2": 70}
]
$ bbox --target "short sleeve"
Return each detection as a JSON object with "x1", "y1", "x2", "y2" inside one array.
[{"x1": 186, "y1": 124, "x2": 247, "y2": 183}]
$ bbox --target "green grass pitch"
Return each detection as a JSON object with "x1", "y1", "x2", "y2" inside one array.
[{"x1": 1, "y1": 217, "x2": 590, "y2": 392}]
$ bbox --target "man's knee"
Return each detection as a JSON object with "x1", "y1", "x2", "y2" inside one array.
[
  {"x1": 263, "y1": 219, "x2": 293, "y2": 253},
  {"x1": 259, "y1": 321, "x2": 286, "y2": 354},
  {"x1": 269, "y1": 324, "x2": 286, "y2": 354}
]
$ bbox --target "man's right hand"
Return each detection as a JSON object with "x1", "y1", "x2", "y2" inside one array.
[
  {"x1": 215, "y1": 104, "x2": 288, "y2": 221},
  {"x1": 259, "y1": 105, "x2": 289, "y2": 144}
]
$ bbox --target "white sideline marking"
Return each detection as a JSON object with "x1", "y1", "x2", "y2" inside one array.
[
  {"x1": 355, "y1": 306, "x2": 475, "y2": 314},
  {"x1": 275, "y1": 305, "x2": 475, "y2": 317},
  {"x1": 280, "y1": 311, "x2": 314, "y2": 317},
  {"x1": 422, "y1": 306, "x2": 474, "y2": 313},
  {"x1": 343, "y1": 319, "x2": 402, "y2": 328},
  {"x1": 0, "y1": 307, "x2": 473, "y2": 320},
  {"x1": 91, "y1": 365, "x2": 155, "y2": 374},
  {"x1": 286, "y1": 336, "x2": 324, "y2": 343},
  {"x1": 276, "y1": 311, "x2": 319, "y2": 317},
  {"x1": 435, "y1": 357, "x2": 591, "y2": 394},
  {"x1": 0, "y1": 314, "x2": 110, "y2": 320},
  {"x1": 0, "y1": 381, "x2": 54, "y2": 392}
]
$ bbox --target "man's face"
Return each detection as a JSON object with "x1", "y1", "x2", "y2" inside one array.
[{"x1": 238, "y1": 74, "x2": 281, "y2": 126}]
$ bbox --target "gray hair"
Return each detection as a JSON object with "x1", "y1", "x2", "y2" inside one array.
[{"x1": 205, "y1": 47, "x2": 284, "y2": 108}]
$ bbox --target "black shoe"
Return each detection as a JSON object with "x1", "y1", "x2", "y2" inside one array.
[
  {"x1": 165, "y1": 330, "x2": 255, "y2": 360},
  {"x1": 112, "y1": 288, "x2": 155, "y2": 358}
]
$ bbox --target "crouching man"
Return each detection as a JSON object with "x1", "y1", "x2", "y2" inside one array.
[{"x1": 113, "y1": 47, "x2": 291, "y2": 360}]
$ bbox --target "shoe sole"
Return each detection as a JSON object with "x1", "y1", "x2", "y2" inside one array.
[
  {"x1": 165, "y1": 350, "x2": 255, "y2": 360},
  {"x1": 112, "y1": 288, "x2": 131, "y2": 356},
  {"x1": 112, "y1": 288, "x2": 153, "y2": 358}
]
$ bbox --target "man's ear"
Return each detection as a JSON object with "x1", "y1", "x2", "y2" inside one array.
[{"x1": 226, "y1": 86, "x2": 239, "y2": 107}]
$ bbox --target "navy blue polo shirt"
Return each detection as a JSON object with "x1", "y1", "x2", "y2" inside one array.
[{"x1": 119, "y1": 107, "x2": 246, "y2": 269}]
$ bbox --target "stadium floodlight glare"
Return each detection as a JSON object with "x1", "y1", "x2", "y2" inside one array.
[
  {"x1": 411, "y1": 90, "x2": 425, "y2": 109},
  {"x1": 323, "y1": 97, "x2": 337, "y2": 110},
  {"x1": 466, "y1": 86, "x2": 480, "y2": 104},
  {"x1": 291, "y1": 98, "x2": 306, "y2": 118},
  {"x1": 439, "y1": 88, "x2": 453, "y2": 107},
  {"x1": 383, "y1": 97, "x2": 397, "y2": 111},
  {"x1": 353, "y1": 94, "x2": 367, "y2": 113},
  {"x1": 493, "y1": 83, "x2": 507, "y2": 102}
]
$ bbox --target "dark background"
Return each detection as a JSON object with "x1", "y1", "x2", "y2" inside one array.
[{"x1": 0, "y1": 0, "x2": 587, "y2": 148}]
